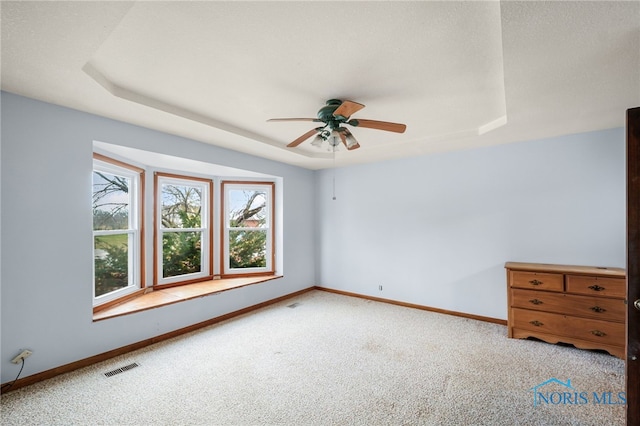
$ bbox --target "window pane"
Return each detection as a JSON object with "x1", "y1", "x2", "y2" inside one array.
[
  {"x1": 163, "y1": 231, "x2": 202, "y2": 277},
  {"x1": 228, "y1": 190, "x2": 267, "y2": 228},
  {"x1": 93, "y1": 171, "x2": 130, "y2": 231},
  {"x1": 161, "y1": 184, "x2": 202, "y2": 228},
  {"x1": 94, "y1": 234, "x2": 129, "y2": 297},
  {"x1": 229, "y1": 229, "x2": 267, "y2": 268}
]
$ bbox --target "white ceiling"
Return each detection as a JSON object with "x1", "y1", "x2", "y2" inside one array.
[{"x1": 2, "y1": 1, "x2": 639, "y2": 170}]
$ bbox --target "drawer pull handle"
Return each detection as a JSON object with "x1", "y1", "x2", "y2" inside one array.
[
  {"x1": 591, "y1": 330, "x2": 606, "y2": 337},
  {"x1": 589, "y1": 306, "x2": 606, "y2": 313},
  {"x1": 588, "y1": 284, "x2": 605, "y2": 292},
  {"x1": 529, "y1": 299, "x2": 543, "y2": 305},
  {"x1": 529, "y1": 279, "x2": 543, "y2": 286},
  {"x1": 530, "y1": 320, "x2": 544, "y2": 327}
]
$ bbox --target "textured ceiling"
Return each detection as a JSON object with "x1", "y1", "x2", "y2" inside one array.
[{"x1": 2, "y1": 1, "x2": 639, "y2": 170}]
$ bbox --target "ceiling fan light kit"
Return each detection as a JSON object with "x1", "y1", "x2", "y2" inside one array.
[{"x1": 268, "y1": 99, "x2": 406, "y2": 152}]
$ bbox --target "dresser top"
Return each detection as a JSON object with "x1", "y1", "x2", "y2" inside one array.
[{"x1": 505, "y1": 261, "x2": 626, "y2": 277}]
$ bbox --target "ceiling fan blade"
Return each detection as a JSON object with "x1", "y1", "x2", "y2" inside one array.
[
  {"x1": 350, "y1": 118, "x2": 406, "y2": 133},
  {"x1": 268, "y1": 118, "x2": 319, "y2": 122},
  {"x1": 333, "y1": 100, "x2": 365, "y2": 119},
  {"x1": 287, "y1": 128, "x2": 319, "y2": 148}
]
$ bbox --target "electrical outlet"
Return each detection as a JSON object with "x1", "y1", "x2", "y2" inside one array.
[{"x1": 11, "y1": 349, "x2": 32, "y2": 364}]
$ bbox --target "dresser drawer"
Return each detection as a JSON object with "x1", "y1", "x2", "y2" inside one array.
[
  {"x1": 510, "y1": 289, "x2": 625, "y2": 322},
  {"x1": 511, "y1": 308, "x2": 625, "y2": 346},
  {"x1": 510, "y1": 271, "x2": 564, "y2": 292},
  {"x1": 566, "y1": 275, "x2": 626, "y2": 298}
]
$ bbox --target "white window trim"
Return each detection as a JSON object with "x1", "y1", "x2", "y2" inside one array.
[
  {"x1": 222, "y1": 181, "x2": 274, "y2": 275},
  {"x1": 92, "y1": 159, "x2": 141, "y2": 306}
]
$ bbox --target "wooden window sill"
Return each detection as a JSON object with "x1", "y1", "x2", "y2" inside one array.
[{"x1": 93, "y1": 275, "x2": 282, "y2": 321}]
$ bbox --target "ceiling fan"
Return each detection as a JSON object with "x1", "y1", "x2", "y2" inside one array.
[{"x1": 267, "y1": 99, "x2": 406, "y2": 151}]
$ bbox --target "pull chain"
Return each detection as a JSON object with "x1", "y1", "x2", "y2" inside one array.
[{"x1": 332, "y1": 145, "x2": 337, "y2": 200}]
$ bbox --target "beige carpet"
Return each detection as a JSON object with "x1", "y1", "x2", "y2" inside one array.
[{"x1": 0, "y1": 290, "x2": 626, "y2": 425}]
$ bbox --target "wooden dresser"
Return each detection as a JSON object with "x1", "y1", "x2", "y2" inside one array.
[{"x1": 505, "y1": 262, "x2": 626, "y2": 359}]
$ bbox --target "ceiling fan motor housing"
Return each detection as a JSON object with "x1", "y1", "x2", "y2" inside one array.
[{"x1": 317, "y1": 99, "x2": 345, "y2": 126}]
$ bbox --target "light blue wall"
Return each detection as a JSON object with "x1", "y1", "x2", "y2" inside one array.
[
  {"x1": 315, "y1": 128, "x2": 626, "y2": 319},
  {"x1": 0, "y1": 92, "x2": 316, "y2": 382}
]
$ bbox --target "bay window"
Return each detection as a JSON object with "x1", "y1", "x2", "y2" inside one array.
[{"x1": 92, "y1": 150, "x2": 278, "y2": 311}]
